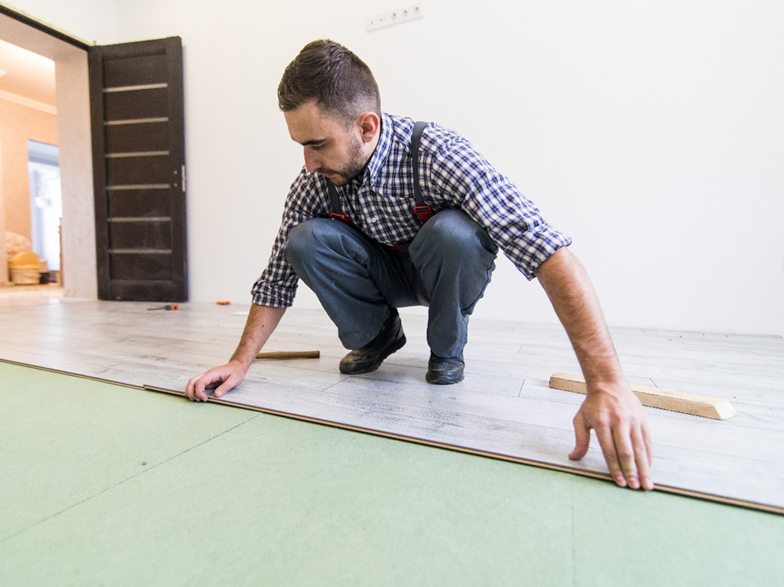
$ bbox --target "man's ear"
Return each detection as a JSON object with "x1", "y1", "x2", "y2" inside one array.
[{"x1": 356, "y1": 111, "x2": 381, "y2": 144}]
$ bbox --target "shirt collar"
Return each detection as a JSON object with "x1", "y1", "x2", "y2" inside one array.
[{"x1": 362, "y1": 112, "x2": 393, "y2": 186}]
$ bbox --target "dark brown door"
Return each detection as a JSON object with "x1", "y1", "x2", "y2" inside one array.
[{"x1": 89, "y1": 37, "x2": 187, "y2": 301}]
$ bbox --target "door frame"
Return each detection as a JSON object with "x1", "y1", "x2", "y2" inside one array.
[{"x1": 0, "y1": 6, "x2": 97, "y2": 297}]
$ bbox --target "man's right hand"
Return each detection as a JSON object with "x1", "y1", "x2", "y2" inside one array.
[
  {"x1": 184, "y1": 305, "x2": 288, "y2": 402},
  {"x1": 185, "y1": 360, "x2": 248, "y2": 402}
]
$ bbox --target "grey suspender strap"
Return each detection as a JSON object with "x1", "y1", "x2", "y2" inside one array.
[
  {"x1": 327, "y1": 180, "x2": 350, "y2": 224},
  {"x1": 327, "y1": 120, "x2": 432, "y2": 224},
  {"x1": 410, "y1": 121, "x2": 433, "y2": 222}
]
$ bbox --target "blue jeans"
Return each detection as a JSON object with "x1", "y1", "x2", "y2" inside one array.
[{"x1": 284, "y1": 209, "x2": 498, "y2": 358}]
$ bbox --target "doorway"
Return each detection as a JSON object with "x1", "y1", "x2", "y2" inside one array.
[
  {"x1": 28, "y1": 140, "x2": 62, "y2": 280},
  {"x1": 0, "y1": 8, "x2": 97, "y2": 298}
]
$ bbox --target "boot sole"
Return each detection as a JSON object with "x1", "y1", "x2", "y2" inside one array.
[
  {"x1": 339, "y1": 335, "x2": 407, "y2": 375},
  {"x1": 425, "y1": 369, "x2": 465, "y2": 385}
]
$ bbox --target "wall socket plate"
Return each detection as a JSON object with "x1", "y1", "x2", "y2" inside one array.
[{"x1": 366, "y1": 4, "x2": 423, "y2": 32}]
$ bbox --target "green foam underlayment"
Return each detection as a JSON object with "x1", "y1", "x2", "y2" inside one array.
[{"x1": 1, "y1": 362, "x2": 782, "y2": 587}]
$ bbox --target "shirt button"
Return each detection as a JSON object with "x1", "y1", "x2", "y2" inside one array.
[{"x1": 369, "y1": 217, "x2": 378, "y2": 224}]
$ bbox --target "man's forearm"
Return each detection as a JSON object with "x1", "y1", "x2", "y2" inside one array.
[
  {"x1": 229, "y1": 304, "x2": 287, "y2": 369},
  {"x1": 534, "y1": 248, "x2": 624, "y2": 389},
  {"x1": 535, "y1": 247, "x2": 653, "y2": 490}
]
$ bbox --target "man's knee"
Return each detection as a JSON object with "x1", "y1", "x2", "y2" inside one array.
[
  {"x1": 285, "y1": 219, "x2": 339, "y2": 266},
  {"x1": 411, "y1": 209, "x2": 497, "y2": 261}
]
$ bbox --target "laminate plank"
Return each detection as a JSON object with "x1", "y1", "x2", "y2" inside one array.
[
  {"x1": 1, "y1": 300, "x2": 783, "y2": 514},
  {"x1": 144, "y1": 378, "x2": 784, "y2": 512},
  {"x1": 222, "y1": 374, "x2": 784, "y2": 465}
]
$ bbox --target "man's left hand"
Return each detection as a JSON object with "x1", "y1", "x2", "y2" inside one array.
[{"x1": 569, "y1": 381, "x2": 653, "y2": 490}]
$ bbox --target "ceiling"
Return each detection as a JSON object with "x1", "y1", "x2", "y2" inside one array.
[{"x1": 0, "y1": 37, "x2": 56, "y2": 107}]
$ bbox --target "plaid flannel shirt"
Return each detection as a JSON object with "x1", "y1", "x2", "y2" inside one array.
[{"x1": 251, "y1": 113, "x2": 572, "y2": 307}]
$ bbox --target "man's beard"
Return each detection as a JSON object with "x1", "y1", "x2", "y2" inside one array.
[{"x1": 322, "y1": 135, "x2": 367, "y2": 186}]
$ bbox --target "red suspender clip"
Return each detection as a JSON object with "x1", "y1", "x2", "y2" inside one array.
[
  {"x1": 413, "y1": 205, "x2": 433, "y2": 222},
  {"x1": 327, "y1": 181, "x2": 353, "y2": 225},
  {"x1": 329, "y1": 211, "x2": 353, "y2": 225}
]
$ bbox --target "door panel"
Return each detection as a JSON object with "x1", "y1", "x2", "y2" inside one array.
[
  {"x1": 106, "y1": 156, "x2": 172, "y2": 186},
  {"x1": 110, "y1": 254, "x2": 173, "y2": 281},
  {"x1": 90, "y1": 37, "x2": 187, "y2": 301},
  {"x1": 104, "y1": 88, "x2": 169, "y2": 120},
  {"x1": 109, "y1": 222, "x2": 171, "y2": 250},
  {"x1": 106, "y1": 123, "x2": 169, "y2": 152},
  {"x1": 103, "y1": 54, "x2": 168, "y2": 85},
  {"x1": 108, "y1": 189, "x2": 170, "y2": 218}
]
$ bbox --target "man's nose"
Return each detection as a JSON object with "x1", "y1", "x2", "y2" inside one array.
[{"x1": 304, "y1": 148, "x2": 320, "y2": 172}]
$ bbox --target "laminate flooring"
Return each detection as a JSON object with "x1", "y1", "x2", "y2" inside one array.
[{"x1": 1, "y1": 299, "x2": 782, "y2": 514}]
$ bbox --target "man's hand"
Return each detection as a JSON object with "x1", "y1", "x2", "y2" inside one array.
[
  {"x1": 184, "y1": 304, "x2": 287, "y2": 402},
  {"x1": 185, "y1": 360, "x2": 248, "y2": 402},
  {"x1": 569, "y1": 381, "x2": 653, "y2": 490},
  {"x1": 534, "y1": 248, "x2": 654, "y2": 490}
]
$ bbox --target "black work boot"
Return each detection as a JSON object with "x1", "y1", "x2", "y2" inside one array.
[
  {"x1": 339, "y1": 309, "x2": 406, "y2": 374},
  {"x1": 426, "y1": 352, "x2": 465, "y2": 385}
]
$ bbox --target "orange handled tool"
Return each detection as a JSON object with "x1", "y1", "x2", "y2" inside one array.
[{"x1": 147, "y1": 304, "x2": 180, "y2": 311}]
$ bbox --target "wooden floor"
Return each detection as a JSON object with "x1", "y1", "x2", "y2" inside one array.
[{"x1": 1, "y1": 297, "x2": 783, "y2": 514}]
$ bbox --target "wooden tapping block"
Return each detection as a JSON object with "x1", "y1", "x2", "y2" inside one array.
[
  {"x1": 255, "y1": 350, "x2": 320, "y2": 360},
  {"x1": 548, "y1": 372, "x2": 737, "y2": 420}
]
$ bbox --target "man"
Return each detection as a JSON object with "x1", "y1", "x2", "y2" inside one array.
[{"x1": 187, "y1": 40, "x2": 653, "y2": 491}]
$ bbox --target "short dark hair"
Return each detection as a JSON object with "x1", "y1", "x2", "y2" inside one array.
[{"x1": 278, "y1": 40, "x2": 381, "y2": 125}]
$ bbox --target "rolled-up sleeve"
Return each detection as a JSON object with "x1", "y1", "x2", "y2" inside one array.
[
  {"x1": 423, "y1": 135, "x2": 571, "y2": 280},
  {"x1": 250, "y1": 169, "x2": 329, "y2": 306}
]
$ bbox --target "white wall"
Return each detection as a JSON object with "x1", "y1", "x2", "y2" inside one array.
[
  {"x1": 11, "y1": 0, "x2": 784, "y2": 335},
  {"x1": 3, "y1": 0, "x2": 119, "y2": 44}
]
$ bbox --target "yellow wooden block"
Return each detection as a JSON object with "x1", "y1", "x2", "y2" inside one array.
[{"x1": 549, "y1": 372, "x2": 737, "y2": 420}]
